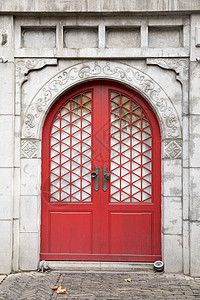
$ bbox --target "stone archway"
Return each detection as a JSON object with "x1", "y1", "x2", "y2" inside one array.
[{"x1": 19, "y1": 61, "x2": 182, "y2": 272}]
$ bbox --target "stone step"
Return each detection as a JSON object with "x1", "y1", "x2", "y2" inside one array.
[{"x1": 47, "y1": 261, "x2": 154, "y2": 272}]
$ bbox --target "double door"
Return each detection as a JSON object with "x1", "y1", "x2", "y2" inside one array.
[{"x1": 41, "y1": 81, "x2": 161, "y2": 261}]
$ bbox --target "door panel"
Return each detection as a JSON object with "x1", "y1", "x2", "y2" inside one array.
[
  {"x1": 109, "y1": 212, "x2": 152, "y2": 254},
  {"x1": 41, "y1": 81, "x2": 161, "y2": 261},
  {"x1": 49, "y1": 212, "x2": 93, "y2": 253}
]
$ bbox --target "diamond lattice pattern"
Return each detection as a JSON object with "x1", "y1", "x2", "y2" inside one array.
[
  {"x1": 110, "y1": 92, "x2": 152, "y2": 203},
  {"x1": 50, "y1": 92, "x2": 92, "y2": 202}
]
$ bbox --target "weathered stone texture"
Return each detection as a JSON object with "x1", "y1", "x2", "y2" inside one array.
[{"x1": 1, "y1": 0, "x2": 200, "y2": 12}]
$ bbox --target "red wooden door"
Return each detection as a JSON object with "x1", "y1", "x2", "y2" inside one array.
[{"x1": 41, "y1": 81, "x2": 161, "y2": 261}]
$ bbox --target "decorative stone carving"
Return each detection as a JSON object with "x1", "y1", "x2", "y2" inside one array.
[
  {"x1": 16, "y1": 59, "x2": 57, "y2": 86},
  {"x1": 22, "y1": 61, "x2": 182, "y2": 140},
  {"x1": 0, "y1": 28, "x2": 7, "y2": 46},
  {"x1": 21, "y1": 140, "x2": 38, "y2": 158},
  {"x1": 146, "y1": 58, "x2": 189, "y2": 84},
  {"x1": 165, "y1": 140, "x2": 182, "y2": 159}
]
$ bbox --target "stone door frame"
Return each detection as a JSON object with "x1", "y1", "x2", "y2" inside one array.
[{"x1": 18, "y1": 60, "x2": 184, "y2": 273}]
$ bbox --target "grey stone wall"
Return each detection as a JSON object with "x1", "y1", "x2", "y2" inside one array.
[
  {"x1": 189, "y1": 14, "x2": 200, "y2": 277},
  {"x1": 1, "y1": 0, "x2": 200, "y2": 13}
]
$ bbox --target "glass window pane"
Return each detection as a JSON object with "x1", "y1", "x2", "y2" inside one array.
[
  {"x1": 50, "y1": 92, "x2": 92, "y2": 202},
  {"x1": 110, "y1": 92, "x2": 152, "y2": 203}
]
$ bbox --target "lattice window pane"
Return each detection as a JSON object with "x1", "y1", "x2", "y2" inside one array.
[
  {"x1": 110, "y1": 92, "x2": 152, "y2": 203},
  {"x1": 50, "y1": 92, "x2": 92, "y2": 202}
]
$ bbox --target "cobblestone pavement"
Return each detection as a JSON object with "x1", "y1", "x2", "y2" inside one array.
[{"x1": 0, "y1": 270, "x2": 200, "y2": 300}]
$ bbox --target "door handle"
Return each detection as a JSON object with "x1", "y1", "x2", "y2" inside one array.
[
  {"x1": 91, "y1": 166, "x2": 99, "y2": 191},
  {"x1": 103, "y1": 166, "x2": 110, "y2": 191}
]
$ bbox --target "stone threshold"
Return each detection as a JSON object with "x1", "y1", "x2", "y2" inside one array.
[{"x1": 47, "y1": 261, "x2": 154, "y2": 272}]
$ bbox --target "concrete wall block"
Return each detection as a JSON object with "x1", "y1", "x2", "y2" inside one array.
[
  {"x1": 20, "y1": 196, "x2": 39, "y2": 232},
  {"x1": 190, "y1": 14, "x2": 200, "y2": 62},
  {"x1": 0, "y1": 116, "x2": 13, "y2": 167},
  {"x1": 163, "y1": 159, "x2": 182, "y2": 197},
  {"x1": 21, "y1": 158, "x2": 41, "y2": 196},
  {"x1": 106, "y1": 27, "x2": 140, "y2": 48},
  {"x1": 190, "y1": 168, "x2": 200, "y2": 221},
  {"x1": 22, "y1": 27, "x2": 56, "y2": 48},
  {"x1": 12, "y1": 219, "x2": 19, "y2": 272},
  {"x1": 190, "y1": 62, "x2": 200, "y2": 114},
  {"x1": 0, "y1": 64, "x2": 14, "y2": 115},
  {"x1": 148, "y1": 26, "x2": 183, "y2": 48},
  {"x1": 190, "y1": 222, "x2": 200, "y2": 277},
  {"x1": 190, "y1": 115, "x2": 200, "y2": 168},
  {"x1": 163, "y1": 234, "x2": 183, "y2": 273},
  {"x1": 0, "y1": 15, "x2": 14, "y2": 59},
  {"x1": 14, "y1": 116, "x2": 21, "y2": 167},
  {"x1": 13, "y1": 167, "x2": 20, "y2": 219},
  {"x1": 19, "y1": 232, "x2": 39, "y2": 270},
  {"x1": 183, "y1": 167, "x2": 189, "y2": 220},
  {"x1": 182, "y1": 115, "x2": 189, "y2": 168},
  {"x1": 163, "y1": 197, "x2": 182, "y2": 235},
  {"x1": 1, "y1": 1, "x2": 200, "y2": 13},
  {"x1": 0, "y1": 168, "x2": 13, "y2": 219},
  {"x1": 0, "y1": 220, "x2": 12, "y2": 274},
  {"x1": 183, "y1": 220, "x2": 189, "y2": 275},
  {"x1": 64, "y1": 27, "x2": 98, "y2": 48}
]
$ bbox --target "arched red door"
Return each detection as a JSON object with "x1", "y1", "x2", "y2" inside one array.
[{"x1": 41, "y1": 81, "x2": 161, "y2": 261}]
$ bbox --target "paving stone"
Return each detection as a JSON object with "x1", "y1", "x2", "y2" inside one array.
[{"x1": 0, "y1": 271, "x2": 200, "y2": 299}]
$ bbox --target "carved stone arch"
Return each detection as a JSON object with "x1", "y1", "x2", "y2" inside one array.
[{"x1": 22, "y1": 61, "x2": 182, "y2": 145}]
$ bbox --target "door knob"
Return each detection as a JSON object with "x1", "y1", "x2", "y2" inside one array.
[
  {"x1": 104, "y1": 173, "x2": 110, "y2": 180},
  {"x1": 103, "y1": 166, "x2": 110, "y2": 191},
  {"x1": 91, "y1": 171, "x2": 97, "y2": 178},
  {"x1": 91, "y1": 166, "x2": 99, "y2": 191}
]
